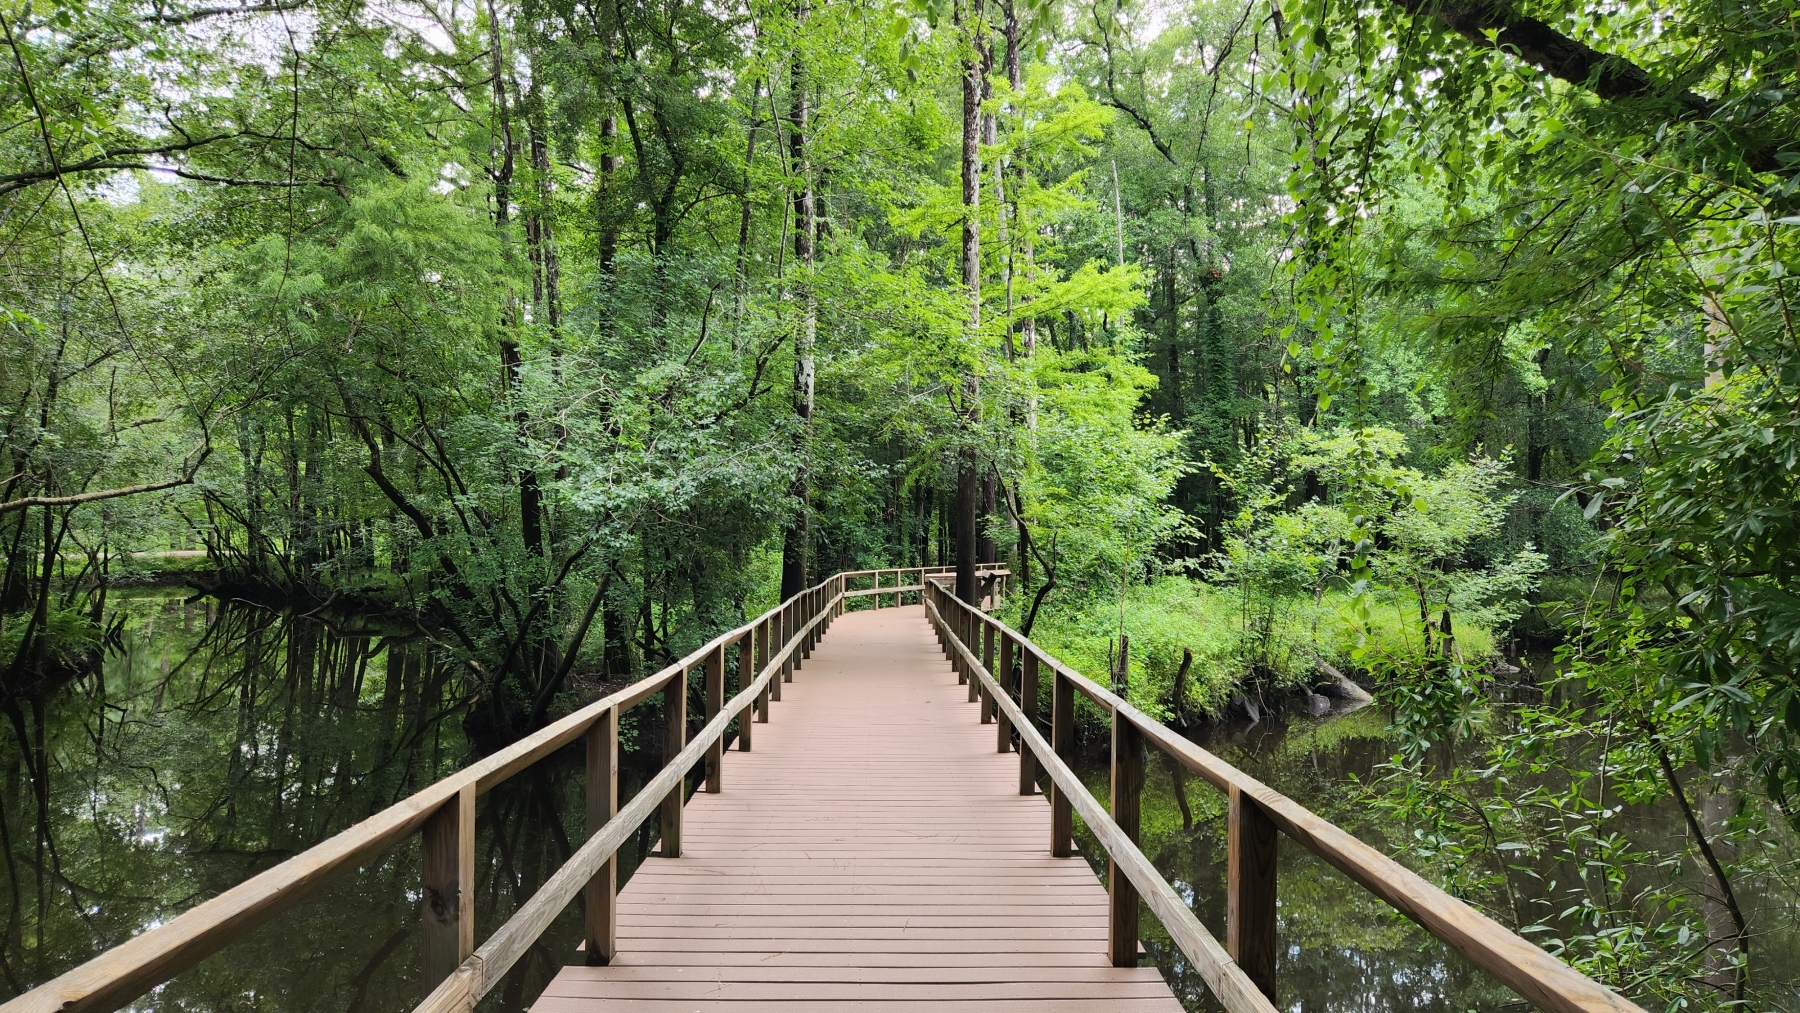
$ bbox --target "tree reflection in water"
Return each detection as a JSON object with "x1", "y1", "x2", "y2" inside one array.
[{"x1": 0, "y1": 592, "x2": 664, "y2": 1013}]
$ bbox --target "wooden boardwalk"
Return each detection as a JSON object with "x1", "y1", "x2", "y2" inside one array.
[{"x1": 535, "y1": 604, "x2": 1183, "y2": 1012}]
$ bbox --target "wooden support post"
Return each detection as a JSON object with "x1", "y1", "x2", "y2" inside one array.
[
  {"x1": 1229, "y1": 785, "x2": 1279, "y2": 1001},
  {"x1": 965, "y1": 610, "x2": 979, "y2": 704},
  {"x1": 793, "y1": 599, "x2": 804, "y2": 671},
  {"x1": 736, "y1": 631, "x2": 754, "y2": 750},
  {"x1": 981, "y1": 622, "x2": 997, "y2": 727},
  {"x1": 1019, "y1": 649, "x2": 1039, "y2": 795},
  {"x1": 805, "y1": 590, "x2": 815, "y2": 657},
  {"x1": 949, "y1": 594, "x2": 964, "y2": 680},
  {"x1": 1051, "y1": 669, "x2": 1074, "y2": 857},
  {"x1": 705, "y1": 645, "x2": 724, "y2": 792},
  {"x1": 757, "y1": 618, "x2": 774, "y2": 710},
  {"x1": 584, "y1": 707, "x2": 618, "y2": 965},
  {"x1": 421, "y1": 783, "x2": 475, "y2": 993},
  {"x1": 782, "y1": 605, "x2": 794, "y2": 682},
  {"x1": 660, "y1": 667, "x2": 686, "y2": 857},
  {"x1": 997, "y1": 633, "x2": 1014, "y2": 753},
  {"x1": 1109, "y1": 712, "x2": 1144, "y2": 967}
]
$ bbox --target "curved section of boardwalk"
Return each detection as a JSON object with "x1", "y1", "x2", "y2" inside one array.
[{"x1": 535, "y1": 604, "x2": 1182, "y2": 1012}]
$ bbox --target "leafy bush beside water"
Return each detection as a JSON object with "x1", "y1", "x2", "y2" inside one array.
[{"x1": 1002, "y1": 576, "x2": 1499, "y2": 722}]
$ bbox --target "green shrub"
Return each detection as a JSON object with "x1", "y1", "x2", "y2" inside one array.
[{"x1": 1002, "y1": 575, "x2": 1501, "y2": 721}]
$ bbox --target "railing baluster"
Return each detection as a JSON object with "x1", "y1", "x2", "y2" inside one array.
[
  {"x1": 738, "y1": 630, "x2": 757, "y2": 743},
  {"x1": 1019, "y1": 647, "x2": 1038, "y2": 795},
  {"x1": 706, "y1": 644, "x2": 725, "y2": 791},
  {"x1": 584, "y1": 707, "x2": 618, "y2": 965},
  {"x1": 980, "y1": 620, "x2": 995, "y2": 724},
  {"x1": 1051, "y1": 667, "x2": 1073, "y2": 857},
  {"x1": 805, "y1": 589, "x2": 815, "y2": 656},
  {"x1": 420, "y1": 783, "x2": 474, "y2": 993},
  {"x1": 946, "y1": 590, "x2": 961, "y2": 675},
  {"x1": 996, "y1": 631, "x2": 1013, "y2": 753},
  {"x1": 965, "y1": 607, "x2": 979, "y2": 703},
  {"x1": 782, "y1": 604, "x2": 794, "y2": 682},
  {"x1": 1109, "y1": 710, "x2": 1144, "y2": 967},
  {"x1": 660, "y1": 667, "x2": 686, "y2": 857},
  {"x1": 1229, "y1": 785, "x2": 1279, "y2": 1000},
  {"x1": 791, "y1": 599, "x2": 803, "y2": 672},
  {"x1": 757, "y1": 619, "x2": 773, "y2": 712}
]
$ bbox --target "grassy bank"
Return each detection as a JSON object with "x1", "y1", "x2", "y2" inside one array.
[{"x1": 999, "y1": 576, "x2": 1498, "y2": 722}]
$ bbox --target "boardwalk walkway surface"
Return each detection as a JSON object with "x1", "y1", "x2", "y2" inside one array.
[{"x1": 536, "y1": 604, "x2": 1183, "y2": 1012}]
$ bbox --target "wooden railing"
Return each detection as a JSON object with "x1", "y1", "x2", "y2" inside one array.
[
  {"x1": 1, "y1": 566, "x2": 996, "y2": 1013},
  {"x1": 922, "y1": 580, "x2": 1646, "y2": 1013}
]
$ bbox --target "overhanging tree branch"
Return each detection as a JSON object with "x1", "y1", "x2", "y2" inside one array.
[
  {"x1": 0, "y1": 467, "x2": 204, "y2": 515},
  {"x1": 1393, "y1": 0, "x2": 1783, "y2": 173}
]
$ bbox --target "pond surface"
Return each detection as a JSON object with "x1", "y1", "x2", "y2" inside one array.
[
  {"x1": 5, "y1": 595, "x2": 1797, "y2": 1012},
  {"x1": 1064, "y1": 707, "x2": 1515, "y2": 1012},
  {"x1": 1064, "y1": 698, "x2": 1800, "y2": 1013},
  {"x1": 1, "y1": 592, "x2": 670, "y2": 1013}
]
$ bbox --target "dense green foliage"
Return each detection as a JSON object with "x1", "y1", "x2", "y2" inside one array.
[{"x1": 5, "y1": 0, "x2": 1800, "y2": 1006}]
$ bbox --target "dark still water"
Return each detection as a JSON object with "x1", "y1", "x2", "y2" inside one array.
[
  {"x1": 1065, "y1": 708, "x2": 1514, "y2": 1013},
  {"x1": 8, "y1": 595, "x2": 1797, "y2": 1012},
  {"x1": 2, "y1": 592, "x2": 665, "y2": 1013},
  {"x1": 1064, "y1": 704, "x2": 1800, "y2": 1013}
]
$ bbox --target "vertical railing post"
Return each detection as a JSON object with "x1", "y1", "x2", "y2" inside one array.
[
  {"x1": 964, "y1": 607, "x2": 979, "y2": 704},
  {"x1": 660, "y1": 667, "x2": 686, "y2": 857},
  {"x1": 1109, "y1": 710, "x2": 1144, "y2": 967},
  {"x1": 1229, "y1": 785, "x2": 1280, "y2": 1001},
  {"x1": 421, "y1": 783, "x2": 475, "y2": 994},
  {"x1": 997, "y1": 632, "x2": 1014, "y2": 753},
  {"x1": 935, "y1": 587, "x2": 948, "y2": 655},
  {"x1": 1019, "y1": 648, "x2": 1039, "y2": 795},
  {"x1": 808, "y1": 587, "x2": 817, "y2": 652},
  {"x1": 1051, "y1": 668, "x2": 1074, "y2": 857},
  {"x1": 979, "y1": 618, "x2": 994, "y2": 724},
  {"x1": 792, "y1": 598, "x2": 804, "y2": 672},
  {"x1": 757, "y1": 618, "x2": 773, "y2": 712},
  {"x1": 736, "y1": 630, "x2": 754, "y2": 750},
  {"x1": 705, "y1": 644, "x2": 725, "y2": 792},
  {"x1": 782, "y1": 603, "x2": 795, "y2": 682},
  {"x1": 584, "y1": 706, "x2": 618, "y2": 965},
  {"x1": 948, "y1": 591, "x2": 963, "y2": 677},
  {"x1": 942, "y1": 589, "x2": 954, "y2": 663}
]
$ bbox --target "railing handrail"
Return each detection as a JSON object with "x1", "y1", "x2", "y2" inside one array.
[
  {"x1": 2, "y1": 567, "x2": 936, "y2": 1013},
  {"x1": 923, "y1": 591, "x2": 1278, "y2": 1013},
  {"x1": 923, "y1": 582, "x2": 1645, "y2": 1013},
  {"x1": 415, "y1": 579, "x2": 846, "y2": 1013}
]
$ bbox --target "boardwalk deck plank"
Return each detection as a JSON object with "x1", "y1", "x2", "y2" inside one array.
[{"x1": 533, "y1": 605, "x2": 1183, "y2": 1012}]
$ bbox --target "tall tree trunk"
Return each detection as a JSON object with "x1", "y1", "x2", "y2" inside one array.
[
  {"x1": 780, "y1": 0, "x2": 815, "y2": 601},
  {"x1": 955, "y1": 0, "x2": 984, "y2": 605},
  {"x1": 959, "y1": 0, "x2": 981, "y2": 332},
  {"x1": 528, "y1": 114, "x2": 562, "y2": 339},
  {"x1": 598, "y1": 108, "x2": 618, "y2": 274},
  {"x1": 1162, "y1": 250, "x2": 1182, "y2": 422},
  {"x1": 733, "y1": 76, "x2": 765, "y2": 348},
  {"x1": 978, "y1": 475, "x2": 995, "y2": 565},
  {"x1": 484, "y1": 1, "x2": 540, "y2": 563},
  {"x1": 1001, "y1": 3, "x2": 1035, "y2": 358}
]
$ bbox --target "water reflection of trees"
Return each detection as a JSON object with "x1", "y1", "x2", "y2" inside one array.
[{"x1": 0, "y1": 594, "x2": 664, "y2": 1013}]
